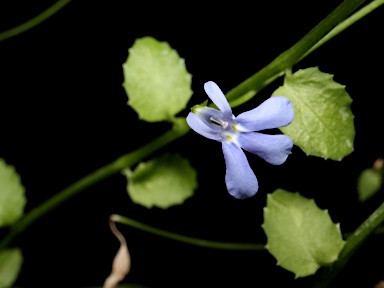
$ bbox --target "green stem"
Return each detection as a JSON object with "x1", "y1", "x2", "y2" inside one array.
[
  {"x1": 314, "y1": 201, "x2": 384, "y2": 287},
  {"x1": 303, "y1": 0, "x2": 384, "y2": 59},
  {"x1": 226, "y1": 0, "x2": 365, "y2": 106},
  {"x1": 111, "y1": 214, "x2": 264, "y2": 251},
  {"x1": 0, "y1": 119, "x2": 189, "y2": 250},
  {"x1": 0, "y1": 0, "x2": 71, "y2": 42}
]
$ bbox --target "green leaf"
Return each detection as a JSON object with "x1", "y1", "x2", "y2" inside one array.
[
  {"x1": 272, "y1": 67, "x2": 354, "y2": 160},
  {"x1": 123, "y1": 153, "x2": 197, "y2": 209},
  {"x1": 0, "y1": 159, "x2": 26, "y2": 227},
  {"x1": 123, "y1": 37, "x2": 193, "y2": 122},
  {"x1": 262, "y1": 189, "x2": 345, "y2": 278},
  {"x1": 357, "y1": 168, "x2": 382, "y2": 202},
  {"x1": 0, "y1": 248, "x2": 23, "y2": 288}
]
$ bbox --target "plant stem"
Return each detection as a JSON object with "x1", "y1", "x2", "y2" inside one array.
[
  {"x1": 226, "y1": 0, "x2": 366, "y2": 106},
  {"x1": 111, "y1": 214, "x2": 264, "y2": 251},
  {"x1": 314, "y1": 201, "x2": 384, "y2": 287},
  {"x1": 0, "y1": 119, "x2": 189, "y2": 250},
  {"x1": 303, "y1": 0, "x2": 384, "y2": 59},
  {"x1": 0, "y1": 0, "x2": 71, "y2": 42},
  {"x1": 229, "y1": 0, "x2": 384, "y2": 108}
]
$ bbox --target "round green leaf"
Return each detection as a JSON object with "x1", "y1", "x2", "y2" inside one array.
[
  {"x1": 0, "y1": 248, "x2": 23, "y2": 288},
  {"x1": 272, "y1": 67, "x2": 355, "y2": 160},
  {"x1": 123, "y1": 153, "x2": 197, "y2": 209},
  {"x1": 0, "y1": 159, "x2": 26, "y2": 227},
  {"x1": 262, "y1": 189, "x2": 345, "y2": 278},
  {"x1": 123, "y1": 37, "x2": 193, "y2": 122},
  {"x1": 357, "y1": 168, "x2": 382, "y2": 202}
]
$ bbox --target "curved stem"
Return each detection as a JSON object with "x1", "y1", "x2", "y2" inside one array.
[
  {"x1": 0, "y1": 119, "x2": 190, "y2": 250},
  {"x1": 314, "y1": 201, "x2": 384, "y2": 287},
  {"x1": 0, "y1": 0, "x2": 71, "y2": 42},
  {"x1": 111, "y1": 214, "x2": 264, "y2": 251}
]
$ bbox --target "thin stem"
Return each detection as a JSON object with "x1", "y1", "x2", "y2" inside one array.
[
  {"x1": 0, "y1": 0, "x2": 71, "y2": 42},
  {"x1": 111, "y1": 214, "x2": 264, "y2": 251},
  {"x1": 0, "y1": 119, "x2": 189, "y2": 250},
  {"x1": 226, "y1": 0, "x2": 365, "y2": 106},
  {"x1": 303, "y1": 0, "x2": 384, "y2": 59},
  {"x1": 314, "y1": 201, "x2": 384, "y2": 287}
]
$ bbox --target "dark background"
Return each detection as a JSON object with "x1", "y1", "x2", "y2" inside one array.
[{"x1": 1, "y1": 1, "x2": 383, "y2": 287}]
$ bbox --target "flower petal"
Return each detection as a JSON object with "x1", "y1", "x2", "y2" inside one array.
[
  {"x1": 204, "y1": 81, "x2": 232, "y2": 118},
  {"x1": 222, "y1": 142, "x2": 258, "y2": 199},
  {"x1": 236, "y1": 96, "x2": 294, "y2": 131},
  {"x1": 186, "y1": 112, "x2": 221, "y2": 141},
  {"x1": 194, "y1": 106, "x2": 226, "y2": 129},
  {"x1": 238, "y1": 132, "x2": 293, "y2": 165}
]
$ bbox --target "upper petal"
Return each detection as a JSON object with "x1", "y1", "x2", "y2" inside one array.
[
  {"x1": 222, "y1": 142, "x2": 258, "y2": 199},
  {"x1": 204, "y1": 81, "x2": 232, "y2": 118},
  {"x1": 236, "y1": 96, "x2": 294, "y2": 132},
  {"x1": 237, "y1": 132, "x2": 293, "y2": 165},
  {"x1": 187, "y1": 112, "x2": 221, "y2": 141}
]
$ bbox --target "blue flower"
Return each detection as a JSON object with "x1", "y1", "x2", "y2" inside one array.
[{"x1": 186, "y1": 81, "x2": 294, "y2": 199}]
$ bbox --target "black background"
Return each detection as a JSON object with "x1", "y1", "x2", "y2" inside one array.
[{"x1": 1, "y1": 1, "x2": 384, "y2": 287}]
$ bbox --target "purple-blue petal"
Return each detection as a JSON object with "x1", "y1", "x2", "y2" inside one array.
[
  {"x1": 204, "y1": 81, "x2": 232, "y2": 118},
  {"x1": 186, "y1": 112, "x2": 221, "y2": 141},
  {"x1": 194, "y1": 106, "x2": 226, "y2": 129},
  {"x1": 236, "y1": 96, "x2": 294, "y2": 132},
  {"x1": 222, "y1": 142, "x2": 258, "y2": 199},
  {"x1": 237, "y1": 132, "x2": 293, "y2": 165}
]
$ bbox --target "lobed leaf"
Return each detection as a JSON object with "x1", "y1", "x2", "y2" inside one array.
[
  {"x1": 0, "y1": 159, "x2": 26, "y2": 227},
  {"x1": 273, "y1": 67, "x2": 354, "y2": 160},
  {"x1": 0, "y1": 248, "x2": 23, "y2": 288},
  {"x1": 262, "y1": 189, "x2": 345, "y2": 278},
  {"x1": 123, "y1": 37, "x2": 193, "y2": 122},
  {"x1": 123, "y1": 153, "x2": 197, "y2": 209}
]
